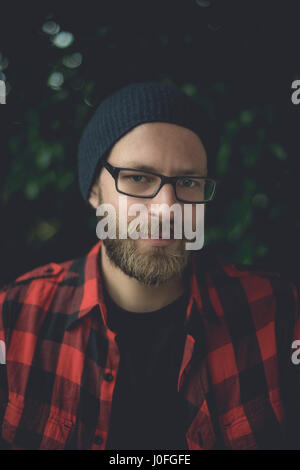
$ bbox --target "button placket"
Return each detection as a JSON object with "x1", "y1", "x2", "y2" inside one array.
[
  {"x1": 94, "y1": 434, "x2": 103, "y2": 445},
  {"x1": 103, "y1": 372, "x2": 114, "y2": 382}
]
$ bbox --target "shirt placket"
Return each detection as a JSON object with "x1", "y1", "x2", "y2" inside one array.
[
  {"x1": 91, "y1": 325, "x2": 121, "y2": 450},
  {"x1": 178, "y1": 279, "x2": 217, "y2": 450}
]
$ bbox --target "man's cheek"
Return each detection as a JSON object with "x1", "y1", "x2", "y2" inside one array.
[{"x1": 181, "y1": 205, "x2": 197, "y2": 233}]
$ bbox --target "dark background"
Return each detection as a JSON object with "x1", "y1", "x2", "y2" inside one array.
[{"x1": 0, "y1": 0, "x2": 299, "y2": 290}]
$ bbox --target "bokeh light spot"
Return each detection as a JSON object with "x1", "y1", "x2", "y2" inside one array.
[
  {"x1": 42, "y1": 21, "x2": 60, "y2": 35},
  {"x1": 52, "y1": 31, "x2": 74, "y2": 49},
  {"x1": 252, "y1": 193, "x2": 269, "y2": 209},
  {"x1": 48, "y1": 72, "x2": 64, "y2": 90},
  {"x1": 0, "y1": 53, "x2": 9, "y2": 71},
  {"x1": 269, "y1": 143, "x2": 287, "y2": 160},
  {"x1": 62, "y1": 52, "x2": 82, "y2": 69},
  {"x1": 24, "y1": 182, "x2": 39, "y2": 200},
  {"x1": 181, "y1": 83, "x2": 197, "y2": 96},
  {"x1": 196, "y1": 0, "x2": 211, "y2": 7}
]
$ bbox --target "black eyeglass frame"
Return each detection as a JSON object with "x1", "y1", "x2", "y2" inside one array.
[{"x1": 103, "y1": 161, "x2": 218, "y2": 204}]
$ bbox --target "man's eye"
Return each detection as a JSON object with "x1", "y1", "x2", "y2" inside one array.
[
  {"x1": 128, "y1": 174, "x2": 150, "y2": 183},
  {"x1": 179, "y1": 178, "x2": 196, "y2": 188},
  {"x1": 129, "y1": 175, "x2": 143, "y2": 182}
]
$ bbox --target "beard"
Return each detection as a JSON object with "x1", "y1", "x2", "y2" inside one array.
[
  {"x1": 97, "y1": 195, "x2": 191, "y2": 287},
  {"x1": 103, "y1": 233, "x2": 190, "y2": 287}
]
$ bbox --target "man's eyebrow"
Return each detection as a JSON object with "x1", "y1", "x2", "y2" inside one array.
[{"x1": 121, "y1": 162, "x2": 206, "y2": 175}]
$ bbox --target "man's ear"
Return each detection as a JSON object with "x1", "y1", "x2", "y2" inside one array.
[{"x1": 88, "y1": 181, "x2": 100, "y2": 210}]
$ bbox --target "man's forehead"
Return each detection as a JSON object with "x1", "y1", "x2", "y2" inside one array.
[{"x1": 107, "y1": 151, "x2": 207, "y2": 176}]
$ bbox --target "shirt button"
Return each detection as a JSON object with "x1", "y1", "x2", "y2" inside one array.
[
  {"x1": 104, "y1": 372, "x2": 114, "y2": 382},
  {"x1": 94, "y1": 435, "x2": 103, "y2": 445}
]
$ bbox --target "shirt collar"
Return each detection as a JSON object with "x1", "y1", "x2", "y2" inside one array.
[{"x1": 63, "y1": 239, "x2": 239, "y2": 332}]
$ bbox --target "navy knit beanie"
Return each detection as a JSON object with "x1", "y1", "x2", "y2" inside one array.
[{"x1": 78, "y1": 81, "x2": 214, "y2": 202}]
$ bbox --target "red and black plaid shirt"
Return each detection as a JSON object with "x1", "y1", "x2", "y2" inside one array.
[{"x1": 0, "y1": 240, "x2": 299, "y2": 450}]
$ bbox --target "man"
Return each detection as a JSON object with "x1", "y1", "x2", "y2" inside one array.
[{"x1": 0, "y1": 82, "x2": 299, "y2": 450}]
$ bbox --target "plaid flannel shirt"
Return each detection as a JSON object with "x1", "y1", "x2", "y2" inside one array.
[{"x1": 0, "y1": 240, "x2": 299, "y2": 450}]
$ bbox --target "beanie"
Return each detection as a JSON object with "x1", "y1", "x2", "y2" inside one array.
[{"x1": 78, "y1": 81, "x2": 214, "y2": 202}]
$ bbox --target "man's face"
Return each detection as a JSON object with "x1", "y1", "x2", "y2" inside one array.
[{"x1": 89, "y1": 122, "x2": 207, "y2": 287}]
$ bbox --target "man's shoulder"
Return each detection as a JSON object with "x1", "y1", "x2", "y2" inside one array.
[
  {"x1": 0, "y1": 241, "x2": 101, "y2": 311},
  {"x1": 0, "y1": 256, "x2": 78, "y2": 300},
  {"x1": 194, "y1": 247, "x2": 283, "y2": 283},
  {"x1": 217, "y1": 258, "x2": 283, "y2": 287},
  {"x1": 194, "y1": 248, "x2": 298, "y2": 315},
  {"x1": 3, "y1": 242, "x2": 101, "y2": 293},
  {"x1": 219, "y1": 256, "x2": 297, "y2": 305},
  {"x1": 219, "y1": 258, "x2": 297, "y2": 299}
]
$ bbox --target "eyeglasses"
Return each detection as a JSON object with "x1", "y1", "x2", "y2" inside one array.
[{"x1": 103, "y1": 161, "x2": 217, "y2": 203}]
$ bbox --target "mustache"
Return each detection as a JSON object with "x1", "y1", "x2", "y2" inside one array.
[
  {"x1": 127, "y1": 218, "x2": 177, "y2": 238},
  {"x1": 97, "y1": 212, "x2": 191, "y2": 240}
]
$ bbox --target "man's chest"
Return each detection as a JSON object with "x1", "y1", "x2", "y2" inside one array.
[{"x1": 0, "y1": 313, "x2": 287, "y2": 450}]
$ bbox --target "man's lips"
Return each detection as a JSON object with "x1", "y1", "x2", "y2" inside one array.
[
  {"x1": 148, "y1": 233, "x2": 175, "y2": 239},
  {"x1": 142, "y1": 238, "x2": 176, "y2": 246},
  {"x1": 140, "y1": 231, "x2": 177, "y2": 246}
]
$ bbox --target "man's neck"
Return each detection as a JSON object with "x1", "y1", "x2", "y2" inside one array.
[{"x1": 100, "y1": 245, "x2": 186, "y2": 313}]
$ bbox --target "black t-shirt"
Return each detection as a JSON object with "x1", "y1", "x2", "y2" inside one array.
[{"x1": 104, "y1": 289, "x2": 189, "y2": 450}]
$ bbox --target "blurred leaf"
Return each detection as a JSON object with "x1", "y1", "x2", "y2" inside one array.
[
  {"x1": 236, "y1": 238, "x2": 254, "y2": 265},
  {"x1": 28, "y1": 219, "x2": 60, "y2": 242},
  {"x1": 24, "y1": 181, "x2": 40, "y2": 200},
  {"x1": 269, "y1": 142, "x2": 287, "y2": 160},
  {"x1": 252, "y1": 193, "x2": 269, "y2": 209},
  {"x1": 181, "y1": 83, "x2": 197, "y2": 97},
  {"x1": 56, "y1": 171, "x2": 75, "y2": 191},
  {"x1": 216, "y1": 142, "x2": 231, "y2": 175},
  {"x1": 35, "y1": 150, "x2": 52, "y2": 169},
  {"x1": 240, "y1": 109, "x2": 256, "y2": 126},
  {"x1": 241, "y1": 144, "x2": 260, "y2": 167}
]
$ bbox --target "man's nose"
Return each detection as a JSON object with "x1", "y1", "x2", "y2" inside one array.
[
  {"x1": 150, "y1": 182, "x2": 178, "y2": 207},
  {"x1": 147, "y1": 183, "x2": 179, "y2": 228}
]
